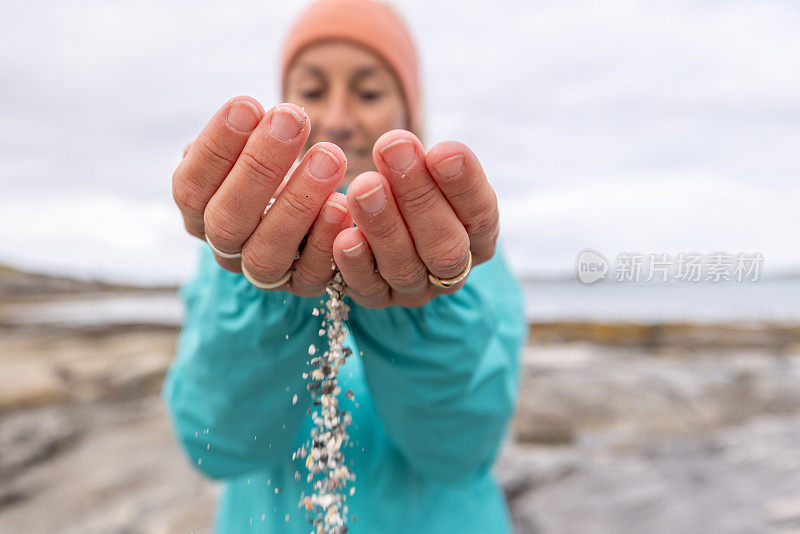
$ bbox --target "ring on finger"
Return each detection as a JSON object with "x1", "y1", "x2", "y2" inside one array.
[
  {"x1": 241, "y1": 262, "x2": 292, "y2": 290},
  {"x1": 428, "y1": 250, "x2": 472, "y2": 288},
  {"x1": 260, "y1": 197, "x2": 276, "y2": 220},
  {"x1": 205, "y1": 235, "x2": 242, "y2": 259}
]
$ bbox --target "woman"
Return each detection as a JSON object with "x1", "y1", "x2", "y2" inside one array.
[{"x1": 164, "y1": 0, "x2": 526, "y2": 532}]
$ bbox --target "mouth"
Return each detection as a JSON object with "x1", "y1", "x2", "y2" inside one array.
[{"x1": 340, "y1": 146, "x2": 371, "y2": 162}]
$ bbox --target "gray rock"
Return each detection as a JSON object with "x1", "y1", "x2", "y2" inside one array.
[{"x1": 0, "y1": 406, "x2": 81, "y2": 481}]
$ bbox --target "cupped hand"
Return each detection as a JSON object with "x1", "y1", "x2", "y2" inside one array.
[
  {"x1": 332, "y1": 130, "x2": 500, "y2": 308},
  {"x1": 172, "y1": 97, "x2": 353, "y2": 297}
]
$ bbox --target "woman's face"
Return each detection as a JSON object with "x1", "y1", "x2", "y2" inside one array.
[{"x1": 284, "y1": 41, "x2": 408, "y2": 184}]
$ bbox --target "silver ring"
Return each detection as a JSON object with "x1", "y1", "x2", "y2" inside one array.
[
  {"x1": 205, "y1": 235, "x2": 242, "y2": 259},
  {"x1": 241, "y1": 262, "x2": 292, "y2": 290}
]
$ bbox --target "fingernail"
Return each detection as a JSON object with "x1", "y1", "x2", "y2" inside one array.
[
  {"x1": 309, "y1": 148, "x2": 340, "y2": 181},
  {"x1": 322, "y1": 201, "x2": 347, "y2": 224},
  {"x1": 227, "y1": 100, "x2": 261, "y2": 133},
  {"x1": 270, "y1": 105, "x2": 304, "y2": 140},
  {"x1": 379, "y1": 138, "x2": 416, "y2": 171},
  {"x1": 432, "y1": 154, "x2": 465, "y2": 178},
  {"x1": 355, "y1": 183, "x2": 387, "y2": 213},
  {"x1": 342, "y1": 242, "x2": 365, "y2": 258}
]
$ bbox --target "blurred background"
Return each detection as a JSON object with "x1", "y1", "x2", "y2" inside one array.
[{"x1": 1, "y1": 1, "x2": 799, "y2": 533}]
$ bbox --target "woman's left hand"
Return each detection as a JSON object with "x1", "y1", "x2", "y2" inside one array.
[{"x1": 332, "y1": 130, "x2": 499, "y2": 308}]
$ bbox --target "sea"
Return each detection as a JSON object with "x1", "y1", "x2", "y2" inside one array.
[{"x1": 1, "y1": 0, "x2": 799, "y2": 324}]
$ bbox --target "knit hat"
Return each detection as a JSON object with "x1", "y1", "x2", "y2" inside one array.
[{"x1": 280, "y1": 0, "x2": 422, "y2": 137}]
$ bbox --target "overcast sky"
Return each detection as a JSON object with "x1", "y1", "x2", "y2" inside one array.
[{"x1": 1, "y1": 0, "x2": 798, "y2": 283}]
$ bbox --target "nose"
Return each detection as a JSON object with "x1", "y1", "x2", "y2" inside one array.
[{"x1": 319, "y1": 88, "x2": 356, "y2": 145}]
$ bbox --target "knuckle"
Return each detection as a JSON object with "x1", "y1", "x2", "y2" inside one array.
[
  {"x1": 426, "y1": 236, "x2": 470, "y2": 275},
  {"x1": 204, "y1": 203, "x2": 249, "y2": 246},
  {"x1": 292, "y1": 264, "x2": 328, "y2": 289},
  {"x1": 304, "y1": 233, "x2": 333, "y2": 258},
  {"x1": 172, "y1": 177, "x2": 206, "y2": 215},
  {"x1": 389, "y1": 263, "x2": 428, "y2": 291},
  {"x1": 356, "y1": 278, "x2": 386, "y2": 298},
  {"x1": 183, "y1": 219, "x2": 204, "y2": 240},
  {"x1": 281, "y1": 189, "x2": 319, "y2": 223},
  {"x1": 448, "y1": 176, "x2": 484, "y2": 206},
  {"x1": 241, "y1": 250, "x2": 284, "y2": 282},
  {"x1": 238, "y1": 149, "x2": 284, "y2": 186},
  {"x1": 369, "y1": 216, "x2": 404, "y2": 242},
  {"x1": 195, "y1": 136, "x2": 238, "y2": 172},
  {"x1": 396, "y1": 182, "x2": 439, "y2": 213},
  {"x1": 467, "y1": 203, "x2": 500, "y2": 239}
]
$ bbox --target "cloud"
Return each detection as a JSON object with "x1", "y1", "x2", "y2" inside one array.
[
  {"x1": 0, "y1": 0, "x2": 798, "y2": 282},
  {"x1": 500, "y1": 171, "x2": 800, "y2": 278}
]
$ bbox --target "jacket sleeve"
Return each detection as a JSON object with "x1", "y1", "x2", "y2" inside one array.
[
  {"x1": 345, "y1": 247, "x2": 527, "y2": 484},
  {"x1": 162, "y1": 244, "x2": 321, "y2": 479}
]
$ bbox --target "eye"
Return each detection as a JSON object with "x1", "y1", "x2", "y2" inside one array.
[
  {"x1": 301, "y1": 88, "x2": 323, "y2": 100},
  {"x1": 358, "y1": 90, "x2": 383, "y2": 103}
]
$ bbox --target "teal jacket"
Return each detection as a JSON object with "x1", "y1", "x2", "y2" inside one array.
[{"x1": 163, "y1": 243, "x2": 526, "y2": 533}]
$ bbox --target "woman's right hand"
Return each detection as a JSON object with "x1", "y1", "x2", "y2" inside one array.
[{"x1": 172, "y1": 97, "x2": 352, "y2": 297}]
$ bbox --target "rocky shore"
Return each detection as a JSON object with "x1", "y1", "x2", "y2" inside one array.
[{"x1": 2, "y1": 266, "x2": 800, "y2": 533}]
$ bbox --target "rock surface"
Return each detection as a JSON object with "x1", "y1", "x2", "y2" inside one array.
[
  {"x1": 0, "y1": 327, "x2": 215, "y2": 534},
  {"x1": 498, "y1": 343, "x2": 800, "y2": 534},
  {"x1": 3, "y1": 289, "x2": 800, "y2": 533}
]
